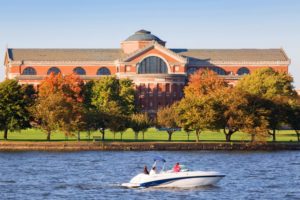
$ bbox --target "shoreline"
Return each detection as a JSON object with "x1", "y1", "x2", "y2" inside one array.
[{"x1": 0, "y1": 141, "x2": 299, "y2": 151}]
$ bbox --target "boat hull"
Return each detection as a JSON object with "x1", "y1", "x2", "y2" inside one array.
[
  {"x1": 122, "y1": 171, "x2": 225, "y2": 188},
  {"x1": 151, "y1": 176, "x2": 224, "y2": 188}
]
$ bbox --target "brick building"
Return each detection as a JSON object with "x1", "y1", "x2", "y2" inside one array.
[{"x1": 4, "y1": 30, "x2": 290, "y2": 113}]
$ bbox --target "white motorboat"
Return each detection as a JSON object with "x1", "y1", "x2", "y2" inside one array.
[{"x1": 122, "y1": 157, "x2": 225, "y2": 188}]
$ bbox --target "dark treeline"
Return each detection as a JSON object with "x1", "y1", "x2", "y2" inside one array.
[{"x1": 0, "y1": 68, "x2": 299, "y2": 142}]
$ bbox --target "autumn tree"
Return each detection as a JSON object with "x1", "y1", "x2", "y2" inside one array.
[
  {"x1": 32, "y1": 73, "x2": 85, "y2": 140},
  {"x1": 32, "y1": 92, "x2": 67, "y2": 140},
  {"x1": 210, "y1": 88, "x2": 249, "y2": 142},
  {"x1": 176, "y1": 69, "x2": 228, "y2": 142},
  {"x1": 130, "y1": 112, "x2": 152, "y2": 140},
  {"x1": 0, "y1": 80, "x2": 33, "y2": 140},
  {"x1": 236, "y1": 68, "x2": 297, "y2": 141}
]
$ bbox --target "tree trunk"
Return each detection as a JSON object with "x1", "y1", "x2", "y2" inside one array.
[
  {"x1": 3, "y1": 128, "x2": 8, "y2": 140},
  {"x1": 77, "y1": 131, "x2": 80, "y2": 141},
  {"x1": 134, "y1": 132, "x2": 139, "y2": 141},
  {"x1": 121, "y1": 132, "x2": 123, "y2": 141},
  {"x1": 142, "y1": 132, "x2": 145, "y2": 140},
  {"x1": 272, "y1": 129, "x2": 276, "y2": 142},
  {"x1": 113, "y1": 132, "x2": 116, "y2": 140},
  {"x1": 101, "y1": 129, "x2": 105, "y2": 141},
  {"x1": 223, "y1": 128, "x2": 236, "y2": 142},
  {"x1": 88, "y1": 130, "x2": 91, "y2": 140},
  {"x1": 225, "y1": 134, "x2": 232, "y2": 142},
  {"x1": 195, "y1": 130, "x2": 200, "y2": 142},
  {"x1": 251, "y1": 133, "x2": 255, "y2": 143},
  {"x1": 187, "y1": 132, "x2": 190, "y2": 141},
  {"x1": 167, "y1": 131, "x2": 173, "y2": 141},
  {"x1": 47, "y1": 131, "x2": 51, "y2": 141},
  {"x1": 296, "y1": 130, "x2": 300, "y2": 142}
]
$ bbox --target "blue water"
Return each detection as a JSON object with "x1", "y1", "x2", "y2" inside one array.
[{"x1": 0, "y1": 151, "x2": 299, "y2": 200}]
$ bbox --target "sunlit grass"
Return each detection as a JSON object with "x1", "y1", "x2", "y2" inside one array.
[{"x1": 0, "y1": 128, "x2": 298, "y2": 142}]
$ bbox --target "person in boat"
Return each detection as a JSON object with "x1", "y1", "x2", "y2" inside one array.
[
  {"x1": 173, "y1": 162, "x2": 181, "y2": 172},
  {"x1": 143, "y1": 165, "x2": 149, "y2": 175},
  {"x1": 149, "y1": 166, "x2": 157, "y2": 175}
]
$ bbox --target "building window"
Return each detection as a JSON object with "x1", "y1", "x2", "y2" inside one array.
[
  {"x1": 22, "y1": 67, "x2": 36, "y2": 75},
  {"x1": 237, "y1": 67, "x2": 250, "y2": 75},
  {"x1": 138, "y1": 56, "x2": 168, "y2": 74},
  {"x1": 166, "y1": 83, "x2": 170, "y2": 93},
  {"x1": 97, "y1": 67, "x2": 111, "y2": 75},
  {"x1": 47, "y1": 67, "x2": 61, "y2": 75},
  {"x1": 125, "y1": 65, "x2": 131, "y2": 72},
  {"x1": 73, "y1": 67, "x2": 86, "y2": 75},
  {"x1": 211, "y1": 67, "x2": 226, "y2": 75}
]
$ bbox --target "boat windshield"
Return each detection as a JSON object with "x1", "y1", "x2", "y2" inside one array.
[{"x1": 152, "y1": 156, "x2": 166, "y2": 173}]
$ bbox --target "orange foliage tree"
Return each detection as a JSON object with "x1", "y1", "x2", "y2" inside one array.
[
  {"x1": 176, "y1": 69, "x2": 228, "y2": 142},
  {"x1": 32, "y1": 73, "x2": 85, "y2": 140}
]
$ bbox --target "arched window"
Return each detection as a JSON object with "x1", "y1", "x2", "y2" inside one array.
[
  {"x1": 47, "y1": 67, "x2": 61, "y2": 75},
  {"x1": 73, "y1": 67, "x2": 86, "y2": 75},
  {"x1": 237, "y1": 67, "x2": 250, "y2": 75},
  {"x1": 22, "y1": 67, "x2": 36, "y2": 75},
  {"x1": 211, "y1": 67, "x2": 226, "y2": 75},
  {"x1": 97, "y1": 67, "x2": 111, "y2": 75},
  {"x1": 138, "y1": 56, "x2": 168, "y2": 74}
]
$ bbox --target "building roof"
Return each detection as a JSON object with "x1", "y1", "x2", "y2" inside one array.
[
  {"x1": 124, "y1": 30, "x2": 164, "y2": 43},
  {"x1": 7, "y1": 48, "x2": 124, "y2": 62},
  {"x1": 172, "y1": 48, "x2": 289, "y2": 63},
  {"x1": 7, "y1": 48, "x2": 289, "y2": 64}
]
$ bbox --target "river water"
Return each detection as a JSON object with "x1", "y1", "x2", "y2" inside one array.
[{"x1": 0, "y1": 151, "x2": 299, "y2": 200}]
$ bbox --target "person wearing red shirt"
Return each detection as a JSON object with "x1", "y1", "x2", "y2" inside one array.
[{"x1": 173, "y1": 163, "x2": 181, "y2": 172}]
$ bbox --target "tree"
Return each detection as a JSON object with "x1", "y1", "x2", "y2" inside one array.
[
  {"x1": 32, "y1": 92, "x2": 66, "y2": 140},
  {"x1": 156, "y1": 104, "x2": 179, "y2": 141},
  {"x1": 0, "y1": 80, "x2": 32, "y2": 140},
  {"x1": 130, "y1": 113, "x2": 152, "y2": 140},
  {"x1": 240, "y1": 94, "x2": 270, "y2": 142},
  {"x1": 91, "y1": 77, "x2": 136, "y2": 141},
  {"x1": 184, "y1": 69, "x2": 228, "y2": 97},
  {"x1": 236, "y1": 68, "x2": 297, "y2": 141},
  {"x1": 109, "y1": 114, "x2": 128, "y2": 141},
  {"x1": 176, "y1": 69, "x2": 228, "y2": 142},
  {"x1": 32, "y1": 73, "x2": 85, "y2": 140},
  {"x1": 208, "y1": 88, "x2": 244, "y2": 142},
  {"x1": 287, "y1": 102, "x2": 300, "y2": 142},
  {"x1": 176, "y1": 96, "x2": 220, "y2": 142}
]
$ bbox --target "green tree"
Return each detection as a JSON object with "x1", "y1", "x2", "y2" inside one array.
[
  {"x1": 176, "y1": 96, "x2": 220, "y2": 142},
  {"x1": 130, "y1": 112, "x2": 152, "y2": 140},
  {"x1": 236, "y1": 68, "x2": 297, "y2": 141},
  {"x1": 91, "y1": 77, "x2": 136, "y2": 141},
  {"x1": 156, "y1": 104, "x2": 180, "y2": 141},
  {"x1": 287, "y1": 102, "x2": 300, "y2": 142},
  {"x1": 0, "y1": 80, "x2": 31, "y2": 140},
  {"x1": 109, "y1": 114, "x2": 128, "y2": 140}
]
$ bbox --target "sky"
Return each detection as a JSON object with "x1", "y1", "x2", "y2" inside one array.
[{"x1": 0, "y1": 0, "x2": 299, "y2": 88}]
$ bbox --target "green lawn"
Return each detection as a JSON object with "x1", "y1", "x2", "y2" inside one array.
[{"x1": 0, "y1": 128, "x2": 298, "y2": 142}]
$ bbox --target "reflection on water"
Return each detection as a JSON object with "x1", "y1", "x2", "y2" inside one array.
[{"x1": 0, "y1": 151, "x2": 299, "y2": 200}]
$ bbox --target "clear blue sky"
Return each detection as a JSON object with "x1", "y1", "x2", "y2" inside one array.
[{"x1": 0, "y1": 0, "x2": 299, "y2": 88}]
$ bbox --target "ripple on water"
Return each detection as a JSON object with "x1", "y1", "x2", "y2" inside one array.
[{"x1": 0, "y1": 151, "x2": 299, "y2": 200}]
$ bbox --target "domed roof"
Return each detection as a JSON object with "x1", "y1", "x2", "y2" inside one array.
[{"x1": 125, "y1": 30, "x2": 164, "y2": 42}]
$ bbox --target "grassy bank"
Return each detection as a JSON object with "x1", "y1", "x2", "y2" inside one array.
[{"x1": 0, "y1": 128, "x2": 298, "y2": 142}]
